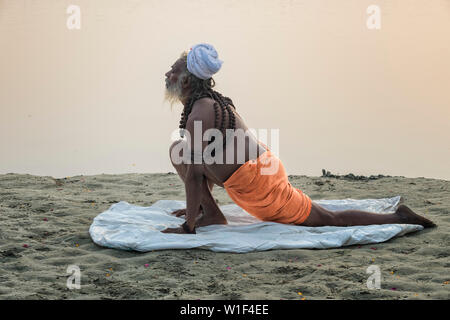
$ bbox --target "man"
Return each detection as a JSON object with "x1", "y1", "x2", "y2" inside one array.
[{"x1": 162, "y1": 43, "x2": 436, "y2": 234}]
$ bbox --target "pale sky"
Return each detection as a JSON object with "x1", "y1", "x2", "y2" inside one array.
[{"x1": 0, "y1": 0, "x2": 449, "y2": 179}]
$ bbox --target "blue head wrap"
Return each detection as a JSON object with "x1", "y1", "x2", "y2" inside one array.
[{"x1": 187, "y1": 43, "x2": 223, "y2": 80}]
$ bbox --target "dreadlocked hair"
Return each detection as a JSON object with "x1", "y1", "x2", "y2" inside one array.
[{"x1": 177, "y1": 52, "x2": 236, "y2": 146}]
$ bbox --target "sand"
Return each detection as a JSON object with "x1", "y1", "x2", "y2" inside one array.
[{"x1": 0, "y1": 172, "x2": 448, "y2": 300}]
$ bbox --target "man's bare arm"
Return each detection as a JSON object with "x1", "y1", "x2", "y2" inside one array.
[
  {"x1": 183, "y1": 163, "x2": 203, "y2": 232},
  {"x1": 161, "y1": 163, "x2": 203, "y2": 234},
  {"x1": 162, "y1": 100, "x2": 222, "y2": 233}
]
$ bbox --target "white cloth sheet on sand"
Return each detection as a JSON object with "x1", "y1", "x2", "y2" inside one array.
[{"x1": 89, "y1": 196, "x2": 423, "y2": 253}]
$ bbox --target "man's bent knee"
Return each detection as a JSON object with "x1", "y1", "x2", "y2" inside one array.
[{"x1": 169, "y1": 139, "x2": 187, "y2": 166}]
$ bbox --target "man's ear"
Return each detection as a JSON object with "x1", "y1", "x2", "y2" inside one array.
[{"x1": 181, "y1": 75, "x2": 190, "y2": 89}]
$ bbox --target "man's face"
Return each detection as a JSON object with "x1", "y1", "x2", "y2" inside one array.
[{"x1": 164, "y1": 59, "x2": 186, "y2": 105}]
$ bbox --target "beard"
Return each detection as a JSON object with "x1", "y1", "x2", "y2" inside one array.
[{"x1": 164, "y1": 76, "x2": 186, "y2": 109}]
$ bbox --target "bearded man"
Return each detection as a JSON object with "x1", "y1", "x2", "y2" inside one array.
[{"x1": 161, "y1": 43, "x2": 435, "y2": 234}]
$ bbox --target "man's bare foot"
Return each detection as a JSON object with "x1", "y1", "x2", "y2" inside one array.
[
  {"x1": 170, "y1": 207, "x2": 227, "y2": 227},
  {"x1": 395, "y1": 205, "x2": 436, "y2": 228},
  {"x1": 170, "y1": 207, "x2": 203, "y2": 217},
  {"x1": 195, "y1": 213, "x2": 228, "y2": 227},
  {"x1": 195, "y1": 205, "x2": 228, "y2": 227}
]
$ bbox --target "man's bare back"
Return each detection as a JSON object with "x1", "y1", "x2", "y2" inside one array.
[{"x1": 177, "y1": 97, "x2": 267, "y2": 187}]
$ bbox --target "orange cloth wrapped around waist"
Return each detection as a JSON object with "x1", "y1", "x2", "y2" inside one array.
[{"x1": 223, "y1": 150, "x2": 312, "y2": 225}]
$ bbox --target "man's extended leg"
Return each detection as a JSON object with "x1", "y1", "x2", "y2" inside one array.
[{"x1": 301, "y1": 202, "x2": 436, "y2": 228}]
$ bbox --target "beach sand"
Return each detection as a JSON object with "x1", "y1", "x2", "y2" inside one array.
[{"x1": 0, "y1": 172, "x2": 448, "y2": 300}]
